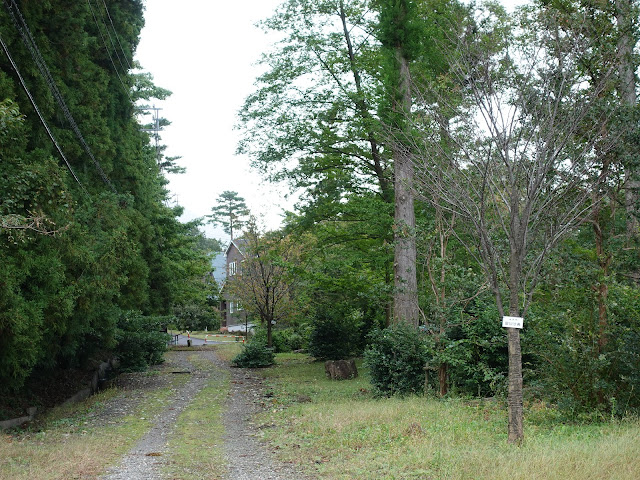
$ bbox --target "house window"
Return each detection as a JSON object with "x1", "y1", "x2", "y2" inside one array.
[
  {"x1": 229, "y1": 261, "x2": 237, "y2": 276},
  {"x1": 229, "y1": 301, "x2": 235, "y2": 314}
]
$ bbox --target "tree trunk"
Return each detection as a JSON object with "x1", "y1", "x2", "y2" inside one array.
[
  {"x1": 592, "y1": 202, "x2": 611, "y2": 352},
  {"x1": 507, "y1": 249, "x2": 524, "y2": 444},
  {"x1": 325, "y1": 359, "x2": 358, "y2": 380},
  {"x1": 393, "y1": 48, "x2": 419, "y2": 326},
  {"x1": 267, "y1": 317, "x2": 273, "y2": 348},
  {"x1": 616, "y1": 0, "x2": 639, "y2": 236},
  {"x1": 507, "y1": 326, "x2": 524, "y2": 444},
  {"x1": 438, "y1": 363, "x2": 448, "y2": 397}
]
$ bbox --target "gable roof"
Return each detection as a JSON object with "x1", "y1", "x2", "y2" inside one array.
[
  {"x1": 211, "y1": 252, "x2": 227, "y2": 285},
  {"x1": 225, "y1": 238, "x2": 249, "y2": 257}
]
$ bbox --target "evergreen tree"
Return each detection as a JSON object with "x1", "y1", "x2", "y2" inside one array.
[
  {"x1": 207, "y1": 190, "x2": 250, "y2": 240},
  {"x1": 0, "y1": 0, "x2": 210, "y2": 393}
]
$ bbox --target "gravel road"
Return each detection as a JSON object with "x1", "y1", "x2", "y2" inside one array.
[
  {"x1": 99, "y1": 349, "x2": 310, "y2": 480},
  {"x1": 223, "y1": 367, "x2": 307, "y2": 480}
]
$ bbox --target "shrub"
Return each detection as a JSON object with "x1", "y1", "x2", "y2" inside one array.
[
  {"x1": 251, "y1": 325, "x2": 309, "y2": 354},
  {"x1": 364, "y1": 324, "x2": 429, "y2": 396},
  {"x1": 115, "y1": 311, "x2": 169, "y2": 372},
  {"x1": 308, "y1": 309, "x2": 363, "y2": 360},
  {"x1": 529, "y1": 282, "x2": 640, "y2": 419},
  {"x1": 232, "y1": 339, "x2": 275, "y2": 368},
  {"x1": 172, "y1": 302, "x2": 220, "y2": 332},
  {"x1": 271, "y1": 329, "x2": 292, "y2": 353},
  {"x1": 272, "y1": 328, "x2": 308, "y2": 353}
]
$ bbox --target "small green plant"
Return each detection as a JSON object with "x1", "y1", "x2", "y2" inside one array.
[
  {"x1": 364, "y1": 323, "x2": 429, "y2": 396},
  {"x1": 231, "y1": 339, "x2": 275, "y2": 368}
]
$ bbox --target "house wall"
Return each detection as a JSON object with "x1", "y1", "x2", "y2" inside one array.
[{"x1": 223, "y1": 242, "x2": 247, "y2": 328}]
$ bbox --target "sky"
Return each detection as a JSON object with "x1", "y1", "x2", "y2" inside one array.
[
  {"x1": 134, "y1": 0, "x2": 287, "y2": 240},
  {"x1": 135, "y1": 1, "x2": 524, "y2": 242}
]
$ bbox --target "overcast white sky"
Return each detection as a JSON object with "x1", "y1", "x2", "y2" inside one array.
[{"x1": 135, "y1": 0, "x2": 287, "y2": 240}]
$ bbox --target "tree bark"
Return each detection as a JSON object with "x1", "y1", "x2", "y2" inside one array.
[
  {"x1": 438, "y1": 363, "x2": 448, "y2": 397},
  {"x1": 616, "y1": 0, "x2": 639, "y2": 236},
  {"x1": 592, "y1": 202, "x2": 611, "y2": 352},
  {"x1": 393, "y1": 48, "x2": 419, "y2": 326},
  {"x1": 507, "y1": 242, "x2": 524, "y2": 444},
  {"x1": 507, "y1": 326, "x2": 524, "y2": 444},
  {"x1": 325, "y1": 359, "x2": 358, "y2": 380}
]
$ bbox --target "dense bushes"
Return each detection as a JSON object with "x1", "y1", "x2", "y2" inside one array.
[
  {"x1": 308, "y1": 309, "x2": 363, "y2": 360},
  {"x1": 529, "y1": 282, "x2": 640, "y2": 419},
  {"x1": 364, "y1": 324, "x2": 429, "y2": 396},
  {"x1": 423, "y1": 298, "x2": 508, "y2": 397},
  {"x1": 114, "y1": 312, "x2": 169, "y2": 372},
  {"x1": 172, "y1": 302, "x2": 220, "y2": 332},
  {"x1": 251, "y1": 326, "x2": 308, "y2": 353},
  {"x1": 232, "y1": 338, "x2": 275, "y2": 368}
]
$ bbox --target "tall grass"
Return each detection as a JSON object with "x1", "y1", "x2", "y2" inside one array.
[{"x1": 257, "y1": 354, "x2": 640, "y2": 479}]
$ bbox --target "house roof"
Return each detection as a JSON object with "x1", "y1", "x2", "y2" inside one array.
[
  {"x1": 225, "y1": 238, "x2": 249, "y2": 257},
  {"x1": 211, "y1": 252, "x2": 227, "y2": 285}
]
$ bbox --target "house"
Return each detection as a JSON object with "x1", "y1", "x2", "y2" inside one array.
[{"x1": 218, "y1": 238, "x2": 252, "y2": 332}]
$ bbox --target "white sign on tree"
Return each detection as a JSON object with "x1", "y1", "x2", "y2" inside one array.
[{"x1": 502, "y1": 316, "x2": 524, "y2": 329}]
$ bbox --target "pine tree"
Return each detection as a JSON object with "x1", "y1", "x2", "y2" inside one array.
[{"x1": 207, "y1": 190, "x2": 250, "y2": 240}]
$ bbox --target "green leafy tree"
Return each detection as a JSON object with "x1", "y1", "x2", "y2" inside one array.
[
  {"x1": 238, "y1": 0, "x2": 399, "y2": 321},
  {"x1": 238, "y1": 0, "x2": 392, "y2": 203},
  {"x1": 0, "y1": 0, "x2": 212, "y2": 396},
  {"x1": 227, "y1": 222, "x2": 300, "y2": 347},
  {"x1": 375, "y1": 0, "x2": 421, "y2": 326}
]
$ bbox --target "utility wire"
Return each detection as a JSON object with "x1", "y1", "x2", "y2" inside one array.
[
  {"x1": 85, "y1": 0, "x2": 134, "y2": 103},
  {"x1": 87, "y1": 0, "x2": 128, "y2": 75},
  {"x1": 4, "y1": 0, "x2": 117, "y2": 193},
  {"x1": 0, "y1": 32, "x2": 88, "y2": 197},
  {"x1": 99, "y1": 0, "x2": 132, "y2": 71}
]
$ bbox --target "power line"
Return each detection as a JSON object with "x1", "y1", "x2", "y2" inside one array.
[
  {"x1": 85, "y1": 0, "x2": 133, "y2": 103},
  {"x1": 92, "y1": 0, "x2": 129, "y2": 73},
  {"x1": 4, "y1": 0, "x2": 117, "y2": 193},
  {"x1": 0, "y1": 31, "x2": 88, "y2": 196},
  {"x1": 99, "y1": 0, "x2": 133, "y2": 71}
]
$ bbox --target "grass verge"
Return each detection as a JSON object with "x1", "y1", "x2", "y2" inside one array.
[
  {"x1": 0, "y1": 347, "x2": 242, "y2": 480},
  {"x1": 256, "y1": 353, "x2": 640, "y2": 480},
  {"x1": 0, "y1": 360, "x2": 187, "y2": 480},
  {"x1": 213, "y1": 343, "x2": 244, "y2": 363},
  {"x1": 162, "y1": 353, "x2": 230, "y2": 479}
]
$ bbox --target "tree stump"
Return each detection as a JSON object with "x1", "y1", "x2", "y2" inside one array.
[{"x1": 324, "y1": 359, "x2": 358, "y2": 380}]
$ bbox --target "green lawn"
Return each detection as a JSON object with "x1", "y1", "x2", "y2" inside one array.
[
  {"x1": 255, "y1": 353, "x2": 640, "y2": 479},
  {"x1": 2, "y1": 348, "x2": 638, "y2": 480}
]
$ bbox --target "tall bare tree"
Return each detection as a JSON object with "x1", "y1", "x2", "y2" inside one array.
[{"x1": 409, "y1": 4, "x2": 622, "y2": 443}]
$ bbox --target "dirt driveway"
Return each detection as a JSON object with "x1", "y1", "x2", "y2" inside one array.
[{"x1": 98, "y1": 348, "x2": 309, "y2": 480}]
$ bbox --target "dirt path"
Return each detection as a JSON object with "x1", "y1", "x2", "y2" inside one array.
[
  {"x1": 223, "y1": 367, "x2": 306, "y2": 480},
  {"x1": 99, "y1": 349, "x2": 309, "y2": 480}
]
